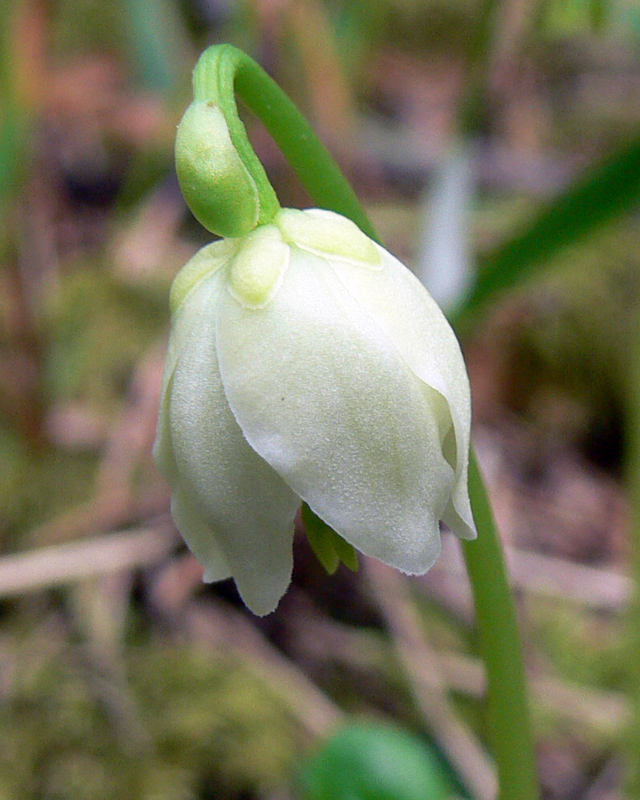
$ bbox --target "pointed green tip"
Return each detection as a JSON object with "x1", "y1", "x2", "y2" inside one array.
[{"x1": 301, "y1": 504, "x2": 359, "y2": 575}]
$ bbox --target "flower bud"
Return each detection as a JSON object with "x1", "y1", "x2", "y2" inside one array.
[{"x1": 154, "y1": 208, "x2": 476, "y2": 615}]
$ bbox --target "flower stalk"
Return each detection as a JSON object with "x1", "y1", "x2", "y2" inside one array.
[
  {"x1": 463, "y1": 453, "x2": 539, "y2": 800},
  {"x1": 181, "y1": 43, "x2": 375, "y2": 240}
]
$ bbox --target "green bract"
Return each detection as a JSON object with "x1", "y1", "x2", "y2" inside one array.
[{"x1": 154, "y1": 208, "x2": 476, "y2": 615}]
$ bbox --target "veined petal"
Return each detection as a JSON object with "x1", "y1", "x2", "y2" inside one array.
[
  {"x1": 171, "y1": 486, "x2": 231, "y2": 582},
  {"x1": 216, "y1": 247, "x2": 455, "y2": 574},
  {"x1": 328, "y1": 243, "x2": 476, "y2": 540},
  {"x1": 169, "y1": 237, "x2": 240, "y2": 315},
  {"x1": 277, "y1": 208, "x2": 381, "y2": 267},
  {"x1": 153, "y1": 268, "x2": 227, "y2": 481},
  {"x1": 155, "y1": 326, "x2": 232, "y2": 584},
  {"x1": 169, "y1": 298, "x2": 300, "y2": 615}
]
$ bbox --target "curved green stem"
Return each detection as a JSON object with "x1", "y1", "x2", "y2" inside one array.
[
  {"x1": 192, "y1": 44, "x2": 539, "y2": 800},
  {"x1": 191, "y1": 45, "x2": 377, "y2": 240},
  {"x1": 462, "y1": 453, "x2": 539, "y2": 800}
]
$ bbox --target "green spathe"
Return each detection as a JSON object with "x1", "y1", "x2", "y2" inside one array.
[
  {"x1": 154, "y1": 208, "x2": 476, "y2": 615},
  {"x1": 175, "y1": 102, "x2": 260, "y2": 238}
]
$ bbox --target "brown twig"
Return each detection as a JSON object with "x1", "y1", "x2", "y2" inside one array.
[
  {"x1": 183, "y1": 601, "x2": 344, "y2": 739},
  {"x1": 290, "y1": 601, "x2": 629, "y2": 735},
  {"x1": 424, "y1": 536, "x2": 631, "y2": 614},
  {"x1": 0, "y1": 519, "x2": 177, "y2": 598}
]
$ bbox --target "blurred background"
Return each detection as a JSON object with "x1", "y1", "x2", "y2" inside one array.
[{"x1": 1, "y1": 0, "x2": 640, "y2": 797}]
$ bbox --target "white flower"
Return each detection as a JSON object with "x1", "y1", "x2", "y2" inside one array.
[{"x1": 154, "y1": 208, "x2": 476, "y2": 615}]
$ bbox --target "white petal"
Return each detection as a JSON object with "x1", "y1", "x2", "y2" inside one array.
[
  {"x1": 169, "y1": 237, "x2": 240, "y2": 316},
  {"x1": 328, "y1": 246, "x2": 476, "y2": 540},
  {"x1": 216, "y1": 248, "x2": 455, "y2": 574},
  {"x1": 153, "y1": 267, "x2": 226, "y2": 481},
  {"x1": 154, "y1": 270, "x2": 232, "y2": 584},
  {"x1": 171, "y1": 487, "x2": 231, "y2": 582},
  {"x1": 169, "y1": 295, "x2": 300, "y2": 615}
]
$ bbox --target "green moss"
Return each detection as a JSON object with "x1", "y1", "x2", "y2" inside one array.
[
  {"x1": 0, "y1": 632, "x2": 299, "y2": 800},
  {"x1": 45, "y1": 267, "x2": 168, "y2": 410},
  {"x1": 528, "y1": 597, "x2": 627, "y2": 693},
  {"x1": 0, "y1": 428, "x2": 100, "y2": 546}
]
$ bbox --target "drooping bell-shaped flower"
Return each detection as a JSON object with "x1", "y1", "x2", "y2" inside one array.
[{"x1": 154, "y1": 207, "x2": 476, "y2": 615}]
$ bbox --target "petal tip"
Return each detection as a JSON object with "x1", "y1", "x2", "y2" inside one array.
[{"x1": 235, "y1": 579, "x2": 290, "y2": 616}]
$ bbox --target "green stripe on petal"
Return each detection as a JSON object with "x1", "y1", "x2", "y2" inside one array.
[
  {"x1": 170, "y1": 238, "x2": 239, "y2": 315},
  {"x1": 228, "y1": 224, "x2": 289, "y2": 309},
  {"x1": 276, "y1": 208, "x2": 382, "y2": 267}
]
